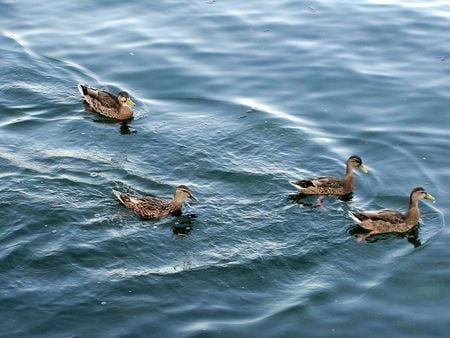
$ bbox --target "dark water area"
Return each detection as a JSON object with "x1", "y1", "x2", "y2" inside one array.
[{"x1": 1, "y1": 0, "x2": 449, "y2": 337}]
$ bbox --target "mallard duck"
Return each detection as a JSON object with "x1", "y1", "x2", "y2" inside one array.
[
  {"x1": 348, "y1": 187, "x2": 435, "y2": 240},
  {"x1": 78, "y1": 84, "x2": 135, "y2": 120},
  {"x1": 290, "y1": 155, "x2": 368, "y2": 196},
  {"x1": 112, "y1": 185, "x2": 197, "y2": 219}
]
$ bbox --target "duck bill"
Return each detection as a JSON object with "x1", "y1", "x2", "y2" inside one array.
[
  {"x1": 126, "y1": 98, "x2": 136, "y2": 107},
  {"x1": 358, "y1": 164, "x2": 369, "y2": 174},
  {"x1": 189, "y1": 194, "x2": 198, "y2": 203},
  {"x1": 185, "y1": 195, "x2": 198, "y2": 208},
  {"x1": 425, "y1": 193, "x2": 435, "y2": 200}
]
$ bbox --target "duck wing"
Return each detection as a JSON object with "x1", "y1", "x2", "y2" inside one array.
[
  {"x1": 113, "y1": 190, "x2": 170, "y2": 219},
  {"x1": 311, "y1": 176, "x2": 344, "y2": 188},
  {"x1": 291, "y1": 176, "x2": 343, "y2": 189},
  {"x1": 79, "y1": 84, "x2": 123, "y2": 119},
  {"x1": 79, "y1": 85, "x2": 118, "y2": 107},
  {"x1": 350, "y1": 209, "x2": 405, "y2": 224},
  {"x1": 290, "y1": 175, "x2": 348, "y2": 195}
]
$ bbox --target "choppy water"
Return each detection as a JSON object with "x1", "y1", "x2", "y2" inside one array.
[{"x1": 1, "y1": 0, "x2": 449, "y2": 337}]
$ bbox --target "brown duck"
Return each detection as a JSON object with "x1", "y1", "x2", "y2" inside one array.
[
  {"x1": 348, "y1": 187, "x2": 435, "y2": 240},
  {"x1": 78, "y1": 84, "x2": 135, "y2": 120},
  {"x1": 290, "y1": 155, "x2": 368, "y2": 196},
  {"x1": 112, "y1": 185, "x2": 197, "y2": 219}
]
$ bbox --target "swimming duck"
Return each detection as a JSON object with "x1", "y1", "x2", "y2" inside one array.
[
  {"x1": 78, "y1": 84, "x2": 135, "y2": 120},
  {"x1": 112, "y1": 185, "x2": 197, "y2": 219},
  {"x1": 290, "y1": 155, "x2": 368, "y2": 196},
  {"x1": 348, "y1": 187, "x2": 435, "y2": 240}
]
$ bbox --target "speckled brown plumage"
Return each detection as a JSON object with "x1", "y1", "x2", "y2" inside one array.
[
  {"x1": 349, "y1": 187, "x2": 435, "y2": 236},
  {"x1": 78, "y1": 84, "x2": 134, "y2": 120},
  {"x1": 290, "y1": 155, "x2": 368, "y2": 196},
  {"x1": 113, "y1": 185, "x2": 197, "y2": 219}
]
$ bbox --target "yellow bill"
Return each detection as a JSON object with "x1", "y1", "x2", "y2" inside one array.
[
  {"x1": 425, "y1": 193, "x2": 435, "y2": 200},
  {"x1": 358, "y1": 163, "x2": 368, "y2": 174},
  {"x1": 126, "y1": 98, "x2": 136, "y2": 107}
]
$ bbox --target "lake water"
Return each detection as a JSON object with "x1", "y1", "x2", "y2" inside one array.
[{"x1": 1, "y1": 0, "x2": 449, "y2": 337}]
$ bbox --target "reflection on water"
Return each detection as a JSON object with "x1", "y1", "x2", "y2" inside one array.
[
  {"x1": 172, "y1": 213, "x2": 197, "y2": 236},
  {"x1": 288, "y1": 192, "x2": 354, "y2": 207},
  {"x1": 348, "y1": 224, "x2": 422, "y2": 248},
  {"x1": 119, "y1": 122, "x2": 135, "y2": 135}
]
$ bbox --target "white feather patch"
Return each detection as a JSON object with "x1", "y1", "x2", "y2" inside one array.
[
  {"x1": 348, "y1": 211, "x2": 362, "y2": 224},
  {"x1": 77, "y1": 84, "x2": 84, "y2": 96},
  {"x1": 112, "y1": 189, "x2": 124, "y2": 203},
  {"x1": 289, "y1": 181, "x2": 303, "y2": 190}
]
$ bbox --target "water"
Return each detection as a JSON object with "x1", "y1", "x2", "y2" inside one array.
[{"x1": 1, "y1": 0, "x2": 449, "y2": 337}]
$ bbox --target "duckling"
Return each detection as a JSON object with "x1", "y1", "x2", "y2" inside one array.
[
  {"x1": 290, "y1": 155, "x2": 368, "y2": 196},
  {"x1": 78, "y1": 84, "x2": 135, "y2": 120},
  {"x1": 112, "y1": 185, "x2": 197, "y2": 219},
  {"x1": 348, "y1": 187, "x2": 435, "y2": 240}
]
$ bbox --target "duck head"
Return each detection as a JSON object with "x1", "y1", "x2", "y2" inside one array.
[
  {"x1": 347, "y1": 155, "x2": 368, "y2": 174},
  {"x1": 410, "y1": 187, "x2": 435, "y2": 202},
  {"x1": 174, "y1": 185, "x2": 198, "y2": 204},
  {"x1": 117, "y1": 91, "x2": 135, "y2": 107}
]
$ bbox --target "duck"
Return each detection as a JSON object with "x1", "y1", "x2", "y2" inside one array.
[
  {"x1": 112, "y1": 185, "x2": 197, "y2": 219},
  {"x1": 290, "y1": 155, "x2": 368, "y2": 196},
  {"x1": 78, "y1": 84, "x2": 135, "y2": 120},
  {"x1": 348, "y1": 187, "x2": 435, "y2": 240}
]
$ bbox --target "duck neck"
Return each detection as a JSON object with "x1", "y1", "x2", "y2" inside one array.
[
  {"x1": 405, "y1": 197, "x2": 420, "y2": 225},
  {"x1": 344, "y1": 165, "x2": 354, "y2": 191},
  {"x1": 171, "y1": 193, "x2": 184, "y2": 210}
]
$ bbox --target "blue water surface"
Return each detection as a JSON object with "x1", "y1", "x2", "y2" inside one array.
[{"x1": 0, "y1": 0, "x2": 449, "y2": 337}]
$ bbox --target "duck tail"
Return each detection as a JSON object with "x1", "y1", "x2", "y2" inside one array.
[
  {"x1": 289, "y1": 180, "x2": 304, "y2": 191},
  {"x1": 112, "y1": 189, "x2": 125, "y2": 204},
  {"x1": 348, "y1": 211, "x2": 362, "y2": 224},
  {"x1": 78, "y1": 84, "x2": 87, "y2": 96}
]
